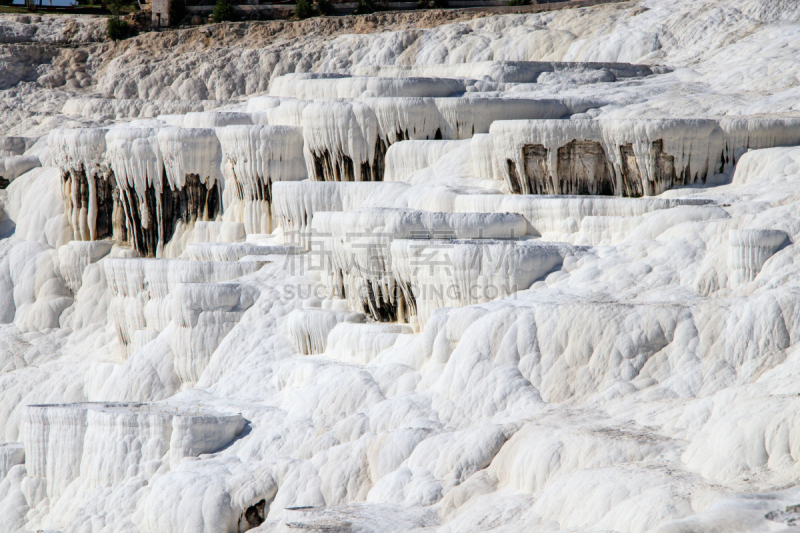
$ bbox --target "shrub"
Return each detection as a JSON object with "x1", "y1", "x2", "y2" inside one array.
[
  {"x1": 507, "y1": 0, "x2": 529, "y2": 5},
  {"x1": 107, "y1": 16, "x2": 135, "y2": 40},
  {"x1": 212, "y1": 0, "x2": 235, "y2": 22},
  {"x1": 169, "y1": 0, "x2": 187, "y2": 26},
  {"x1": 295, "y1": 0, "x2": 311, "y2": 18},
  {"x1": 317, "y1": 0, "x2": 333, "y2": 16},
  {"x1": 352, "y1": 0, "x2": 373, "y2": 14}
]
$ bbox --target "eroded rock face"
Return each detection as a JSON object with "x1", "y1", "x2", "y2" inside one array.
[{"x1": 520, "y1": 144, "x2": 548, "y2": 194}]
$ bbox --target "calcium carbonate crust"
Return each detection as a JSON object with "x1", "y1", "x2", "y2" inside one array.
[{"x1": 3, "y1": 1, "x2": 800, "y2": 532}]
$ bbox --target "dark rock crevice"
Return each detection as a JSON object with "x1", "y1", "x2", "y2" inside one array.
[
  {"x1": 522, "y1": 143, "x2": 551, "y2": 194},
  {"x1": 619, "y1": 143, "x2": 644, "y2": 198},
  {"x1": 648, "y1": 139, "x2": 681, "y2": 195},
  {"x1": 556, "y1": 140, "x2": 615, "y2": 196},
  {"x1": 312, "y1": 130, "x2": 421, "y2": 182},
  {"x1": 511, "y1": 138, "x2": 693, "y2": 198},
  {"x1": 63, "y1": 166, "x2": 222, "y2": 256},
  {"x1": 239, "y1": 499, "x2": 267, "y2": 531}
]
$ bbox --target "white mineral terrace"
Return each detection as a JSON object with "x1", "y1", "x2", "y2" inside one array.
[
  {"x1": 22, "y1": 402, "x2": 245, "y2": 499},
  {"x1": 5, "y1": 1, "x2": 800, "y2": 531}
]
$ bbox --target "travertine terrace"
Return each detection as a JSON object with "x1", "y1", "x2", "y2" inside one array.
[{"x1": 3, "y1": 1, "x2": 800, "y2": 531}]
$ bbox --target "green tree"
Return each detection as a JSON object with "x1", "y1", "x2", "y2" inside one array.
[
  {"x1": 212, "y1": 0, "x2": 235, "y2": 22},
  {"x1": 107, "y1": 16, "x2": 134, "y2": 40},
  {"x1": 106, "y1": 0, "x2": 135, "y2": 40},
  {"x1": 295, "y1": 0, "x2": 311, "y2": 19}
]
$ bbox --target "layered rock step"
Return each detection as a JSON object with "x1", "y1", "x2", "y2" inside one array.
[
  {"x1": 325, "y1": 322, "x2": 414, "y2": 365},
  {"x1": 383, "y1": 140, "x2": 468, "y2": 182},
  {"x1": 53, "y1": 123, "x2": 307, "y2": 257},
  {"x1": 351, "y1": 60, "x2": 661, "y2": 83},
  {"x1": 272, "y1": 181, "x2": 409, "y2": 236},
  {"x1": 192, "y1": 221, "x2": 247, "y2": 243},
  {"x1": 284, "y1": 308, "x2": 415, "y2": 364},
  {"x1": 274, "y1": 181, "x2": 720, "y2": 244},
  {"x1": 309, "y1": 208, "x2": 560, "y2": 325},
  {"x1": 0, "y1": 442, "x2": 25, "y2": 482},
  {"x1": 0, "y1": 155, "x2": 40, "y2": 189},
  {"x1": 57, "y1": 240, "x2": 114, "y2": 293},
  {"x1": 487, "y1": 118, "x2": 800, "y2": 196},
  {"x1": 392, "y1": 239, "x2": 582, "y2": 326},
  {"x1": 171, "y1": 282, "x2": 259, "y2": 386},
  {"x1": 23, "y1": 402, "x2": 245, "y2": 500},
  {"x1": 183, "y1": 243, "x2": 304, "y2": 261},
  {"x1": 448, "y1": 195, "x2": 722, "y2": 237},
  {"x1": 61, "y1": 98, "x2": 236, "y2": 121},
  {"x1": 285, "y1": 308, "x2": 366, "y2": 355},
  {"x1": 181, "y1": 111, "x2": 255, "y2": 128},
  {"x1": 299, "y1": 96, "x2": 583, "y2": 182},
  {"x1": 104, "y1": 258, "x2": 263, "y2": 358},
  {"x1": 269, "y1": 74, "x2": 469, "y2": 99}
]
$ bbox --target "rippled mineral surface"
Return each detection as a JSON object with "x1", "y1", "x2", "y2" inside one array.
[{"x1": 4, "y1": 1, "x2": 800, "y2": 531}]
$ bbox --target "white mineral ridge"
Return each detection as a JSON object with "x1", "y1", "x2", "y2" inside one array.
[
  {"x1": 184, "y1": 243, "x2": 304, "y2": 261},
  {"x1": 57, "y1": 240, "x2": 113, "y2": 293},
  {"x1": 4, "y1": 1, "x2": 800, "y2": 532},
  {"x1": 272, "y1": 181, "x2": 411, "y2": 233},
  {"x1": 0, "y1": 156, "x2": 40, "y2": 186},
  {"x1": 105, "y1": 126, "x2": 163, "y2": 196},
  {"x1": 285, "y1": 308, "x2": 367, "y2": 355},
  {"x1": 193, "y1": 221, "x2": 247, "y2": 244},
  {"x1": 62, "y1": 98, "x2": 236, "y2": 121},
  {"x1": 269, "y1": 74, "x2": 468, "y2": 99},
  {"x1": 384, "y1": 140, "x2": 467, "y2": 182},
  {"x1": 22, "y1": 402, "x2": 245, "y2": 500},
  {"x1": 157, "y1": 127, "x2": 222, "y2": 188},
  {"x1": 217, "y1": 124, "x2": 307, "y2": 234}
]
